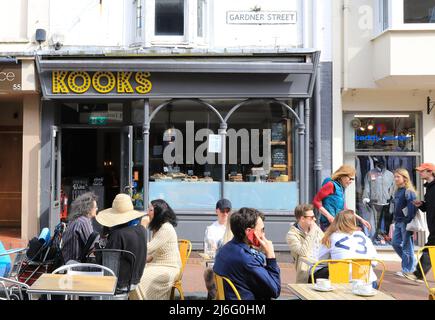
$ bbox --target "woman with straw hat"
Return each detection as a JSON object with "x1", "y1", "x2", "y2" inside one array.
[
  {"x1": 313, "y1": 165, "x2": 371, "y2": 232},
  {"x1": 96, "y1": 193, "x2": 148, "y2": 293}
]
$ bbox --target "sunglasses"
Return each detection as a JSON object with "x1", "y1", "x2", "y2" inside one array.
[{"x1": 303, "y1": 215, "x2": 316, "y2": 220}]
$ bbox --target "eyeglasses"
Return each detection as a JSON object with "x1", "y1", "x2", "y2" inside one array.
[
  {"x1": 303, "y1": 215, "x2": 316, "y2": 220},
  {"x1": 347, "y1": 176, "x2": 355, "y2": 181}
]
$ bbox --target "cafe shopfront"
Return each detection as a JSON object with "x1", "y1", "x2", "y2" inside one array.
[{"x1": 36, "y1": 52, "x2": 320, "y2": 249}]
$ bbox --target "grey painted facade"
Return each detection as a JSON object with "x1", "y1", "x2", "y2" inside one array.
[{"x1": 37, "y1": 55, "x2": 333, "y2": 252}]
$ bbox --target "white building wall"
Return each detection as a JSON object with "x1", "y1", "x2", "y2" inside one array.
[
  {"x1": 0, "y1": 0, "x2": 332, "y2": 55},
  {"x1": 334, "y1": 0, "x2": 435, "y2": 212},
  {"x1": 210, "y1": 0, "x2": 302, "y2": 49}
]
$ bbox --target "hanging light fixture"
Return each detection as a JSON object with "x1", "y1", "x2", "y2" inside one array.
[{"x1": 163, "y1": 105, "x2": 176, "y2": 143}]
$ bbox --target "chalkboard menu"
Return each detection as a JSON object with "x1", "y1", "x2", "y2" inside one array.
[
  {"x1": 72, "y1": 178, "x2": 89, "y2": 200},
  {"x1": 271, "y1": 122, "x2": 285, "y2": 141},
  {"x1": 272, "y1": 148, "x2": 286, "y2": 165}
]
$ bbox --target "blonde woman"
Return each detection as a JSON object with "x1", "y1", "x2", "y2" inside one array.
[
  {"x1": 313, "y1": 165, "x2": 371, "y2": 231},
  {"x1": 391, "y1": 168, "x2": 417, "y2": 277},
  {"x1": 314, "y1": 210, "x2": 378, "y2": 287}
]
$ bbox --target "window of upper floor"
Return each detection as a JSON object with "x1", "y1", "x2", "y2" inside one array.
[
  {"x1": 374, "y1": 0, "x2": 435, "y2": 36},
  {"x1": 403, "y1": 0, "x2": 435, "y2": 23},
  {"x1": 130, "y1": 0, "x2": 208, "y2": 47}
]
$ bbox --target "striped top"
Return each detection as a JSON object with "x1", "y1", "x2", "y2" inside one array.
[{"x1": 61, "y1": 215, "x2": 94, "y2": 263}]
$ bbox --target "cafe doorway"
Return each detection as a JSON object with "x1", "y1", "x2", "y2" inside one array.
[{"x1": 49, "y1": 126, "x2": 133, "y2": 230}]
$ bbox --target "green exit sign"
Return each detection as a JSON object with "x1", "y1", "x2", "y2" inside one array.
[{"x1": 89, "y1": 116, "x2": 108, "y2": 125}]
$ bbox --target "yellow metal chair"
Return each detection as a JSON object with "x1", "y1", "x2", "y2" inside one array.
[
  {"x1": 350, "y1": 258, "x2": 386, "y2": 289},
  {"x1": 310, "y1": 259, "x2": 369, "y2": 285},
  {"x1": 417, "y1": 246, "x2": 435, "y2": 300},
  {"x1": 170, "y1": 239, "x2": 192, "y2": 300},
  {"x1": 214, "y1": 273, "x2": 241, "y2": 300}
]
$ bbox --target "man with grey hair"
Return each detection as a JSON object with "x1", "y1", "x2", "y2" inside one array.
[{"x1": 61, "y1": 192, "x2": 99, "y2": 263}]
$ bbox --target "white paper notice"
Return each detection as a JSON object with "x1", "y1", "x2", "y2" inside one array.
[{"x1": 208, "y1": 134, "x2": 222, "y2": 153}]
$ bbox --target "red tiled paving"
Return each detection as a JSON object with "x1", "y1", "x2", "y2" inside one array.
[
  {"x1": 183, "y1": 252, "x2": 434, "y2": 300},
  {"x1": 0, "y1": 228, "x2": 26, "y2": 249}
]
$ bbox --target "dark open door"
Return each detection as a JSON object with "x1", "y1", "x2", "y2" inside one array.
[{"x1": 49, "y1": 126, "x2": 61, "y2": 232}]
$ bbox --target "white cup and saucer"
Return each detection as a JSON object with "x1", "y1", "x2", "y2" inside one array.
[
  {"x1": 312, "y1": 278, "x2": 334, "y2": 292},
  {"x1": 352, "y1": 281, "x2": 377, "y2": 297}
]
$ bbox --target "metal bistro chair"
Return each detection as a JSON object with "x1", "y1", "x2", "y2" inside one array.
[
  {"x1": 350, "y1": 258, "x2": 386, "y2": 289},
  {"x1": 170, "y1": 239, "x2": 192, "y2": 300},
  {"x1": 214, "y1": 273, "x2": 241, "y2": 300},
  {"x1": 91, "y1": 248, "x2": 137, "y2": 300},
  {"x1": 0, "y1": 248, "x2": 27, "y2": 280},
  {"x1": 0, "y1": 276, "x2": 30, "y2": 300},
  {"x1": 51, "y1": 263, "x2": 116, "y2": 300},
  {"x1": 416, "y1": 246, "x2": 435, "y2": 300},
  {"x1": 310, "y1": 259, "x2": 369, "y2": 285}
]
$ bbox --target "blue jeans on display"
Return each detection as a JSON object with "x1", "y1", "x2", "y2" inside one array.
[{"x1": 392, "y1": 222, "x2": 416, "y2": 273}]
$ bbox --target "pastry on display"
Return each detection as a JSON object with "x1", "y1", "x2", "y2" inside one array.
[
  {"x1": 183, "y1": 176, "x2": 199, "y2": 182},
  {"x1": 199, "y1": 177, "x2": 214, "y2": 182}
]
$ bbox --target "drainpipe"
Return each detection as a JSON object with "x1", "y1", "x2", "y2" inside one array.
[
  {"x1": 304, "y1": 98, "x2": 311, "y2": 203},
  {"x1": 143, "y1": 99, "x2": 150, "y2": 209},
  {"x1": 312, "y1": 0, "x2": 323, "y2": 195},
  {"x1": 314, "y1": 65, "x2": 323, "y2": 193},
  {"x1": 298, "y1": 100, "x2": 306, "y2": 204},
  {"x1": 343, "y1": 0, "x2": 349, "y2": 92}
]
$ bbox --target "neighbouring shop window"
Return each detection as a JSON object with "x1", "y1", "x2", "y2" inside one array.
[
  {"x1": 404, "y1": 0, "x2": 435, "y2": 23},
  {"x1": 155, "y1": 0, "x2": 185, "y2": 36},
  {"x1": 345, "y1": 113, "x2": 420, "y2": 153},
  {"x1": 344, "y1": 112, "x2": 422, "y2": 247}
]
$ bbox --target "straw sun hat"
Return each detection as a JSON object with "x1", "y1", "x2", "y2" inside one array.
[{"x1": 96, "y1": 193, "x2": 145, "y2": 228}]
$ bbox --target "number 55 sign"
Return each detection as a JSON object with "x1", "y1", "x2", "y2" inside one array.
[{"x1": 0, "y1": 61, "x2": 22, "y2": 92}]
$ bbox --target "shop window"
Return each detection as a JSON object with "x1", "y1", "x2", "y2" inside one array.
[
  {"x1": 344, "y1": 112, "x2": 422, "y2": 247},
  {"x1": 155, "y1": 0, "x2": 185, "y2": 36},
  {"x1": 404, "y1": 0, "x2": 435, "y2": 23},
  {"x1": 221, "y1": 100, "x2": 298, "y2": 211},
  {"x1": 345, "y1": 113, "x2": 420, "y2": 153},
  {"x1": 133, "y1": 99, "x2": 299, "y2": 211}
]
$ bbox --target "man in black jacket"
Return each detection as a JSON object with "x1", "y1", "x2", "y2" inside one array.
[{"x1": 404, "y1": 163, "x2": 435, "y2": 283}]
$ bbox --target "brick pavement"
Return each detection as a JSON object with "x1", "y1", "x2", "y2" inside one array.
[
  {"x1": 183, "y1": 251, "x2": 434, "y2": 300},
  {"x1": 1, "y1": 230, "x2": 433, "y2": 300}
]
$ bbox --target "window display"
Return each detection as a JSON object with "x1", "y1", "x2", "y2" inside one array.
[
  {"x1": 132, "y1": 99, "x2": 299, "y2": 211},
  {"x1": 345, "y1": 113, "x2": 422, "y2": 246}
]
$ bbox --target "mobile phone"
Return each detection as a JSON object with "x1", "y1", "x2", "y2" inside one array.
[{"x1": 247, "y1": 229, "x2": 261, "y2": 247}]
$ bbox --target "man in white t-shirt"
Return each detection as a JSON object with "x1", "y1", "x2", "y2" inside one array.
[
  {"x1": 204, "y1": 199, "x2": 232, "y2": 254},
  {"x1": 203, "y1": 198, "x2": 232, "y2": 299}
]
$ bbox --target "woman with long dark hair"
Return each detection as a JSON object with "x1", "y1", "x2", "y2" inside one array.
[{"x1": 133, "y1": 199, "x2": 182, "y2": 300}]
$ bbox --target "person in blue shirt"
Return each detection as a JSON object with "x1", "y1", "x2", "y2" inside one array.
[
  {"x1": 391, "y1": 168, "x2": 417, "y2": 277},
  {"x1": 213, "y1": 207, "x2": 281, "y2": 300}
]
